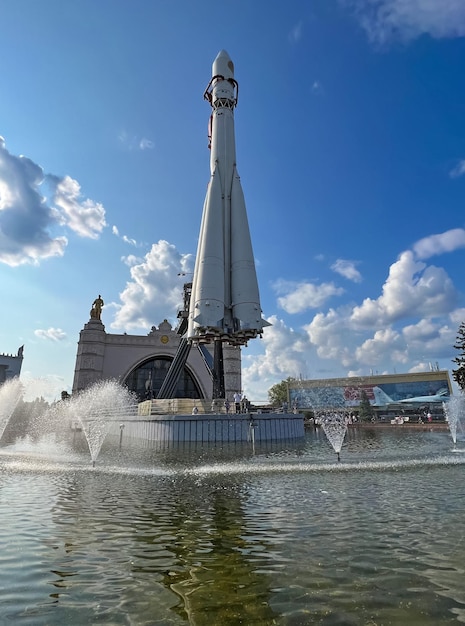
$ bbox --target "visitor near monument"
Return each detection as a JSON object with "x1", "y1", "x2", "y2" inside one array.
[{"x1": 233, "y1": 391, "x2": 242, "y2": 413}]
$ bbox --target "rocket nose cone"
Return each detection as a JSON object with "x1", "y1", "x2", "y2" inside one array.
[{"x1": 212, "y1": 49, "x2": 234, "y2": 79}]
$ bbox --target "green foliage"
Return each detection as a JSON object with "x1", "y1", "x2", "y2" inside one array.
[
  {"x1": 358, "y1": 389, "x2": 375, "y2": 422},
  {"x1": 452, "y1": 321, "x2": 465, "y2": 391},
  {"x1": 268, "y1": 377, "x2": 296, "y2": 407}
]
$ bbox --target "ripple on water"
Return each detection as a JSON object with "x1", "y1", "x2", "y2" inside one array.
[{"x1": 1, "y1": 429, "x2": 465, "y2": 625}]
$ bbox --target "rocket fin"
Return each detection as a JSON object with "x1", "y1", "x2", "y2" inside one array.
[
  {"x1": 230, "y1": 168, "x2": 270, "y2": 337},
  {"x1": 188, "y1": 168, "x2": 225, "y2": 339}
]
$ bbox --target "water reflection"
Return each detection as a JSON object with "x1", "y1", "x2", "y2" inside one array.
[
  {"x1": 1, "y1": 428, "x2": 465, "y2": 624},
  {"x1": 40, "y1": 472, "x2": 279, "y2": 624}
]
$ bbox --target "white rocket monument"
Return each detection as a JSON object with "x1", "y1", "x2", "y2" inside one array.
[{"x1": 187, "y1": 50, "x2": 270, "y2": 347}]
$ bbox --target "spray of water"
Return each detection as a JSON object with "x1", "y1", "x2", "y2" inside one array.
[
  {"x1": 321, "y1": 413, "x2": 348, "y2": 459},
  {"x1": 307, "y1": 387, "x2": 349, "y2": 460},
  {"x1": 0, "y1": 378, "x2": 23, "y2": 441},
  {"x1": 63, "y1": 380, "x2": 137, "y2": 466},
  {"x1": 443, "y1": 395, "x2": 465, "y2": 446}
]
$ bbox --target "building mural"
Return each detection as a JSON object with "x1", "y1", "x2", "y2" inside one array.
[{"x1": 288, "y1": 371, "x2": 452, "y2": 410}]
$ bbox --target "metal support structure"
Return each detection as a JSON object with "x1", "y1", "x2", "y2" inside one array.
[
  {"x1": 156, "y1": 338, "x2": 192, "y2": 399},
  {"x1": 212, "y1": 339, "x2": 225, "y2": 399}
]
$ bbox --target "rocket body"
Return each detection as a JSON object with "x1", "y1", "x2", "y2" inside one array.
[{"x1": 187, "y1": 50, "x2": 270, "y2": 346}]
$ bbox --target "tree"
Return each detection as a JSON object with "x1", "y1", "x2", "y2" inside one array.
[
  {"x1": 452, "y1": 321, "x2": 465, "y2": 391},
  {"x1": 358, "y1": 389, "x2": 375, "y2": 422},
  {"x1": 268, "y1": 377, "x2": 296, "y2": 407}
]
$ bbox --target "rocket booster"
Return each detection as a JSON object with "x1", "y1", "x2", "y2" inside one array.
[{"x1": 187, "y1": 50, "x2": 270, "y2": 346}]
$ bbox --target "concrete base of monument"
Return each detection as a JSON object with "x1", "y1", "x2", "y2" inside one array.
[{"x1": 107, "y1": 412, "x2": 305, "y2": 443}]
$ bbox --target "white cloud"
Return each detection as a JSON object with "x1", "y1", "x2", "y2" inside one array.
[
  {"x1": 296, "y1": 244, "x2": 461, "y2": 380},
  {"x1": 34, "y1": 327, "x2": 67, "y2": 342},
  {"x1": 112, "y1": 224, "x2": 138, "y2": 246},
  {"x1": 402, "y1": 318, "x2": 456, "y2": 358},
  {"x1": 345, "y1": 0, "x2": 465, "y2": 43},
  {"x1": 408, "y1": 361, "x2": 432, "y2": 374},
  {"x1": 139, "y1": 138, "x2": 154, "y2": 150},
  {"x1": 449, "y1": 160, "x2": 465, "y2": 178},
  {"x1": 402, "y1": 317, "x2": 438, "y2": 342},
  {"x1": 354, "y1": 327, "x2": 404, "y2": 365},
  {"x1": 112, "y1": 240, "x2": 193, "y2": 330},
  {"x1": 50, "y1": 175, "x2": 106, "y2": 239},
  {"x1": 118, "y1": 131, "x2": 154, "y2": 151},
  {"x1": 121, "y1": 254, "x2": 143, "y2": 267},
  {"x1": 350, "y1": 251, "x2": 457, "y2": 326},
  {"x1": 413, "y1": 228, "x2": 465, "y2": 259},
  {"x1": 449, "y1": 308, "x2": 465, "y2": 325},
  {"x1": 331, "y1": 259, "x2": 362, "y2": 282},
  {"x1": 304, "y1": 308, "x2": 357, "y2": 367},
  {"x1": 242, "y1": 315, "x2": 311, "y2": 400},
  {"x1": 0, "y1": 138, "x2": 106, "y2": 266},
  {"x1": 0, "y1": 138, "x2": 67, "y2": 266},
  {"x1": 241, "y1": 227, "x2": 465, "y2": 397},
  {"x1": 302, "y1": 305, "x2": 456, "y2": 380},
  {"x1": 275, "y1": 279, "x2": 344, "y2": 314}
]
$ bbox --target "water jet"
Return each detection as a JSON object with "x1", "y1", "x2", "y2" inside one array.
[
  {"x1": 2, "y1": 384, "x2": 465, "y2": 625},
  {"x1": 0, "y1": 378, "x2": 23, "y2": 442},
  {"x1": 443, "y1": 395, "x2": 465, "y2": 446}
]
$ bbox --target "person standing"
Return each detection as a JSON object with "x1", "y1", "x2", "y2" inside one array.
[{"x1": 233, "y1": 391, "x2": 242, "y2": 414}]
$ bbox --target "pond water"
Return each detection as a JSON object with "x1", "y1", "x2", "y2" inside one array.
[{"x1": 1, "y1": 427, "x2": 465, "y2": 625}]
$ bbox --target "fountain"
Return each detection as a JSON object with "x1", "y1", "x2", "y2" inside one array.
[
  {"x1": 2, "y1": 379, "x2": 465, "y2": 625},
  {"x1": 320, "y1": 412, "x2": 348, "y2": 462},
  {"x1": 306, "y1": 387, "x2": 349, "y2": 460},
  {"x1": 0, "y1": 378, "x2": 23, "y2": 441},
  {"x1": 443, "y1": 395, "x2": 465, "y2": 446},
  {"x1": 63, "y1": 379, "x2": 137, "y2": 466}
]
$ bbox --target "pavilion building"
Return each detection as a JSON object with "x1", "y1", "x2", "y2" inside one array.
[
  {"x1": 0, "y1": 346, "x2": 23, "y2": 385},
  {"x1": 72, "y1": 312, "x2": 241, "y2": 403}
]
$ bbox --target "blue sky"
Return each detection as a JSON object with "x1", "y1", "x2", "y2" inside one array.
[{"x1": 1, "y1": 0, "x2": 465, "y2": 402}]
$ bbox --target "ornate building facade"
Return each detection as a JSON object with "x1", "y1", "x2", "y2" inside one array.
[{"x1": 72, "y1": 315, "x2": 241, "y2": 402}]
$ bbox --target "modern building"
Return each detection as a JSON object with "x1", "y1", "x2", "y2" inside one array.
[
  {"x1": 288, "y1": 370, "x2": 452, "y2": 417},
  {"x1": 0, "y1": 346, "x2": 23, "y2": 385}
]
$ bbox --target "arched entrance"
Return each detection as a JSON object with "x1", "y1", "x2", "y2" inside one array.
[{"x1": 124, "y1": 356, "x2": 203, "y2": 401}]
